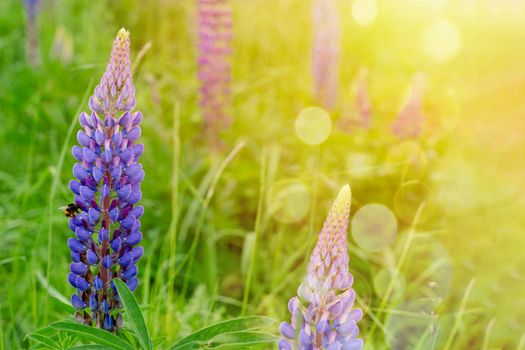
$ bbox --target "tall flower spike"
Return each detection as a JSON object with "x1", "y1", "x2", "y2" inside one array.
[
  {"x1": 23, "y1": 0, "x2": 41, "y2": 67},
  {"x1": 312, "y1": 0, "x2": 340, "y2": 110},
  {"x1": 279, "y1": 185, "x2": 364, "y2": 350},
  {"x1": 197, "y1": 0, "x2": 233, "y2": 148},
  {"x1": 67, "y1": 28, "x2": 144, "y2": 331},
  {"x1": 392, "y1": 73, "x2": 426, "y2": 139}
]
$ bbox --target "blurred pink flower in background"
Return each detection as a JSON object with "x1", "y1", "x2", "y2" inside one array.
[
  {"x1": 197, "y1": 0, "x2": 233, "y2": 148},
  {"x1": 392, "y1": 73, "x2": 426, "y2": 138},
  {"x1": 311, "y1": 0, "x2": 340, "y2": 110},
  {"x1": 338, "y1": 68, "x2": 373, "y2": 132},
  {"x1": 23, "y1": 0, "x2": 41, "y2": 67},
  {"x1": 355, "y1": 68, "x2": 372, "y2": 129}
]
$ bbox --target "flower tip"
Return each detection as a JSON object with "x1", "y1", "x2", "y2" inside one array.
[
  {"x1": 335, "y1": 184, "x2": 351, "y2": 208},
  {"x1": 117, "y1": 27, "x2": 130, "y2": 39}
]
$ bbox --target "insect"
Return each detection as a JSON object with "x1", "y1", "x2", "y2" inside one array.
[{"x1": 60, "y1": 203, "x2": 81, "y2": 218}]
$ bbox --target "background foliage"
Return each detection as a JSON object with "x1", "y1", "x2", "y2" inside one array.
[{"x1": 1, "y1": 0, "x2": 525, "y2": 349}]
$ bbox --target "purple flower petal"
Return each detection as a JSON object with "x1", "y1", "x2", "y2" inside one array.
[
  {"x1": 279, "y1": 322, "x2": 295, "y2": 339},
  {"x1": 87, "y1": 249, "x2": 99, "y2": 264},
  {"x1": 117, "y1": 185, "x2": 131, "y2": 200},
  {"x1": 126, "y1": 277, "x2": 138, "y2": 291},
  {"x1": 129, "y1": 206, "x2": 144, "y2": 219},
  {"x1": 122, "y1": 264, "x2": 138, "y2": 280},
  {"x1": 70, "y1": 262, "x2": 88, "y2": 275},
  {"x1": 120, "y1": 215, "x2": 136, "y2": 229},
  {"x1": 126, "y1": 127, "x2": 141, "y2": 141},
  {"x1": 83, "y1": 147, "x2": 97, "y2": 163},
  {"x1": 127, "y1": 190, "x2": 142, "y2": 205},
  {"x1": 125, "y1": 232, "x2": 142, "y2": 246},
  {"x1": 77, "y1": 131, "x2": 90, "y2": 147},
  {"x1": 72, "y1": 146, "x2": 83, "y2": 161},
  {"x1": 75, "y1": 226, "x2": 92, "y2": 242},
  {"x1": 67, "y1": 238, "x2": 85, "y2": 253},
  {"x1": 73, "y1": 163, "x2": 88, "y2": 181},
  {"x1": 79, "y1": 186, "x2": 95, "y2": 201},
  {"x1": 102, "y1": 255, "x2": 112, "y2": 269},
  {"x1": 69, "y1": 180, "x2": 81, "y2": 195},
  {"x1": 94, "y1": 129, "x2": 105, "y2": 145},
  {"x1": 98, "y1": 228, "x2": 109, "y2": 242},
  {"x1": 71, "y1": 294, "x2": 86, "y2": 309}
]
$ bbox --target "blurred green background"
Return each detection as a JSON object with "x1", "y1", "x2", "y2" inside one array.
[{"x1": 1, "y1": 0, "x2": 525, "y2": 349}]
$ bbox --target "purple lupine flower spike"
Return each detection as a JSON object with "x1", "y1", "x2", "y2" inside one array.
[
  {"x1": 197, "y1": 0, "x2": 233, "y2": 148},
  {"x1": 312, "y1": 0, "x2": 340, "y2": 110},
  {"x1": 280, "y1": 185, "x2": 363, "y2": 350},
  {"x1": 23, "y1": 0, "x2": 41, "y2": 67},
  {"x1": 67, "y1": 28, "x2": 144, "y2": 331},
  {"x1": 392, "y1": 73, "x2": 426, "y2": 139}
]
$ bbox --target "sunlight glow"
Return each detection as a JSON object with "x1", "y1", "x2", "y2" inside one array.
[
  {"x1": 421, "y1": 19, "x2": 462, "y2": 63},
  {"x1": 352, "y1": 0, "x2": 378, "y2": 26}
]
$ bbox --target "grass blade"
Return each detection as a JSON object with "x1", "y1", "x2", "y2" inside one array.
[
  {"x1": 50, "y1": 321, "x2": 133, "y2": 350},
  {"x1": 113, "y1": 278, "x2": 152, "y2": 350}
]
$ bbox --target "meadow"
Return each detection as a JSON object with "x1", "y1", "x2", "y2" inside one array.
[{"x1": 1, "y1": 0, "x2": 525, "y2": 349}]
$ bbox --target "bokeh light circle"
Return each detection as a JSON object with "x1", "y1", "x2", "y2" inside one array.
[
  {"x1": 295, "y1": 107, "x2": 332, "y2": 145},
  {"x1": 374, "y1": 268, "x2": 406, "y2": 300},
  {"x1": 385, "y1": 141, "x2": 428, "y2": 182},
  {"x1": 267, "y1": 182, "x2": 310, "y2": 224},
  {"x1": 421, "y1": 19, "x2": 462, "y2": 63},
  {"x1": 394, "y1": 181, "x2": 437, "y2": 224},
  {"x1": 352, "y1": 0, "x2": 378, "y2": 26},
  {"x1": 351, "y1": 204, "x2": 398, "y2": 251}
]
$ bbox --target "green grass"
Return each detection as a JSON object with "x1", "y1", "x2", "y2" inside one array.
[{"x1": 2, "y1": 0, "x2": 525, "y2": 349}]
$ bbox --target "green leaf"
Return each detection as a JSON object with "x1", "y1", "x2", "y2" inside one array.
[
  {"x1": 67, "y1": 346, "x2": 114, "y2": 350},
  {"x1": 50, "y1": 321, "x2": 133, "y2": 350},
  {"x1": 210, "y1": 331, "x2": 278, "y2": 348},
  {"x1": 168, "y1": 316, "x2": 275, "y2": 350},
  {"x1": 25, "y1": 326, "x2": 56, "y2": 340},
  {"x1": 113, "y1": 279, "x2": 152, "y2": 350},
  {"x1": 152, "y1": 336, "x2": 167, "y2": 348},
  {"x1": 26, "y1": 333, "x2": 62, "y2": 350},
  {"x1": 48, "y1": 296, "x2": 75, "y2": 314}
]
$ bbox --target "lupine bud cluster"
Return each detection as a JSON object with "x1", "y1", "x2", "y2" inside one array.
[
  {"x1": 392, "y1": 73, "x2": 426, "y2": 139},
  {"x1": 23, "y1": 0, "x2": 41, "y2": 67},
  {"x1": 197, "y1": 0, "x2": 233, "y2": 146},
  {"x1": 311, "y1": 0, "x2": 340, "y2": 110},
  {"x1": 67, "y1": 28, "x2": 144, "y2": 331},
  {"x1": 279, "y1": 185, "x2": 363, "y2": 350}
]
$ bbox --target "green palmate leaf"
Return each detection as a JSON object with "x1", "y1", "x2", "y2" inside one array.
[
  {"x1": 26, "y1": 333, "x2": 62, "y2": 350},
  {"x1": 152, "y1": 336, "x2": 167, "y2": 348},
  {"x1": 168, "y1": 316, "x2": 275, "y2": 350},
  {"x1": 210, "y1": 331, "x2": 278, "y2": 348},
  {"x1": 172, "y1": 332, "x2": 277, "y2": 350},
  {"x1": 113, "y1": 278, "x2": 152, "y2": 350},
  {"x1": 50, "y1": 321, "x2": 133, "y2": 350},
  {"x1": 67, "y1": 346, "x2": 114, "y2": 350}
]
